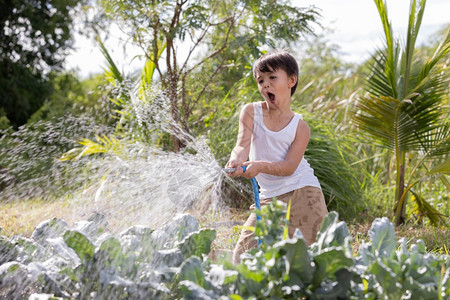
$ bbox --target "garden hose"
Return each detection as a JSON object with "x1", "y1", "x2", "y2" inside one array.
[
  {"x1": 240, "y1": 166, "x2": 261, "y2": 221},
  {"x1": 223, "y1": 166, "x2": 262, "y2": 246},
  {"x1": 223, "y1": 166, "x2": 261, "y2": 220}
]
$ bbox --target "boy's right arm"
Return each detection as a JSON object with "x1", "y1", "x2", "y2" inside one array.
[{"x1": 226, "y1": 103, "x2": 254, "y2": 176}]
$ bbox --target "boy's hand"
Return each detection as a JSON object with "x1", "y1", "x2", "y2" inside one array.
[
  {"x1": 240, "y1": 161, "x2": 261, "y2": 179},
  {"x1": 225, "y1": 160, "x2": 244, "y2": 177}
]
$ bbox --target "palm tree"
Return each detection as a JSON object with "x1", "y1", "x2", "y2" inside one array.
[{"x1": 354, "y1": 0, "x2": 449, "y2": 226}]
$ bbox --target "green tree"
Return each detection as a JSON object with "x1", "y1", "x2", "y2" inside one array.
[
  {"x1": 28, "y1": 72, "x2": 112, "y2": 125},
  {"x1": 353, "y1": 0, "x2": 450, "y2": 225},
  {"x1": 0, "y1": 0, "x2": 84, "y2": 128},
  {"x1": 99, "y1": 0, "x2": 319, "y2": 151}
]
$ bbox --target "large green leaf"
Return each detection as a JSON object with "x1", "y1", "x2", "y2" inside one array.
[
  {"x1": 441, "y1": 268, "x2": 450, "y2": 300},
  {"x1": 178, "y1": 256, "x2": 207, "y2": 289},
  {"x1": 314, "y1": 268, "x2": 352, "y2": 299},
  {"x1": 368, "y1": 259, "x2": 402, "y2": 298},
  {"x1": 97, "y1": 236, "x2": 125, "y2": 269},
  {"x1": 207, "y1": 264, "x2": 238, "y2": 287},
  {"x1": 0, "y1": 236, "x2": 18, "y2": 263},
  {"x1": 312, "y1": 248, "x2": 354, "y2": 288},
  {"x1": 179, "y1": 280, "x2": 218, "y2": 300},
  {"x1": 312, "y1": 211, "x2": 352, "y2": 256},
  {"x1": 274, "y1": 238, "x2": 314, "y2": 284},
  {"x1": 177, "y1": 229, "x2": 216, "y2": 258},
  {"x1": 368, "y1": 217, "x2": 396, "y2": 258},
  {"x1": 63, "y1": 230, "x2": 95, "y2": 263}
]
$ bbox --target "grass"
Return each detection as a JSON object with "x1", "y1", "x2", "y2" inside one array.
[
  {"x1": 1, "y1": 197, "x2": 448, "y2": 256},
  {"x1": 0, "y1": 198, "x2": 77, "y2": 237}
]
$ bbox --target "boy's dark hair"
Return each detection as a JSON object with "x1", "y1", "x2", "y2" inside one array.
[{"x1": 253, "y1": 50, "x2": 299, "y2": 96}]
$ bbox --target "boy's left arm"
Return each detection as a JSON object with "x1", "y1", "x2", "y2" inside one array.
[{"x1": 241, "y1": 120, "x2": 310, "y2": 178}]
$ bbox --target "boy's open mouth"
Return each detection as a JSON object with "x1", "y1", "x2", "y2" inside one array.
[{"x1": 267, "y1": 92, "x2": 275, "y2": 102}]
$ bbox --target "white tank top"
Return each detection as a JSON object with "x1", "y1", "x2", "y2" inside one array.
[{"x1": 249, "y1": 102, "x2": 321, "y2": 199}]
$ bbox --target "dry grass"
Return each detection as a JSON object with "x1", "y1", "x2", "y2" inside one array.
[
  {"x1": 0, "y1": 198, "x2": 80, "y2": 237},
  {"x1": 195, "y1": 207, "x2": 247, "y2": 251}
]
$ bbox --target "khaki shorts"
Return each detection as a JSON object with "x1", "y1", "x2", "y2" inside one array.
[{"x1": 232, "y1": 186, "x2": 328, "y2": 264}]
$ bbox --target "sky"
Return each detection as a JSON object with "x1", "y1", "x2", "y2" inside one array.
[{"x1": 65, "y1": 0, "x2": 450, "y2": 78}]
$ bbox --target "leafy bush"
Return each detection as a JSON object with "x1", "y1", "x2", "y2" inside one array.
[
  {"x1": 0, "y1": 202, "x2": 448, "y2": 299},
  {"x1": 0, "y1": 115, "x2": 112, "y2": 200}
]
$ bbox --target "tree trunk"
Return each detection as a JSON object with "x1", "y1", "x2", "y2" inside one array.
[
  {"x1": 394, "y1": 153, "x2": 406, "y2": 226},
  {"x1": 167, "y1": 72, "x2": 182, "y2": 152}
]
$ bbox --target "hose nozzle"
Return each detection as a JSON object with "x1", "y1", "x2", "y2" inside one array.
[{"x1": 222, "y1": 167, "x2": 237, "y2": 173}]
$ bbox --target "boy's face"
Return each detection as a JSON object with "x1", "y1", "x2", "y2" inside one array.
[{"x1": 255, "y1": 68, "x2": 297, "y2": 109}]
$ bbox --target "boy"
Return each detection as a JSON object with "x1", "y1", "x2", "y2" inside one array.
[{"x1": 226, "y1": 50, "x2": 328, "y2": 264}]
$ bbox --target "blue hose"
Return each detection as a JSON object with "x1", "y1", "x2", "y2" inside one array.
[
  {"x1": 241, "y1": 166, "x2": 261, "y2": 221},
  {"x1": 224, "y1": 166, "x2": 262, "y2": 247}
]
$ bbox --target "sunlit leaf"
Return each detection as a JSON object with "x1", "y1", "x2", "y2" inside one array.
[
  {"x1": 368, "y1": 217, "x2": 396, "y2": 258},
  {"x1": 177, "y1": 229, "x2": 216, "y2": 258},
  {"x1": 63, "y1": 230, "x2": 94, "y2": 263}
]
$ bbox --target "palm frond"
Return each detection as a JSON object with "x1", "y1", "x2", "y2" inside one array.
[
  {"x1": 141, "y1": 42, "x2": 166, "y2": 88},
  {"x1": 354, "y1": 95, "x2": 432, "y2": 151},
  {"x1": 417, "y1": 123, "x2": 450, "y2": 157},
  {"x1": 402, "y1": 0, "x2": 426, "y2": 97},
  {"x1": 357, "y1": 2, "x2": 448, "y2": 153},
  {"x1": 373, "y1": 0, "x2": 398, "y2": 93},
  {"x1": 410, "y1": 189, "x2": 447, "y2": 226},
  {"x1": 60, "y1": 135, "x2": 126, "y2": 161},
  {"x1": 416, "y1": 28, "x2": 450, "y2": 88},
  {"x1": 366, "y1": 47, "x2": 401, "y2": 98},
  {"x1": 428, "y1": 158, "x2": 450, "y2": 175},
  {"x1": 97, "y1": 36, "x2": 124, "y2": 84}
]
